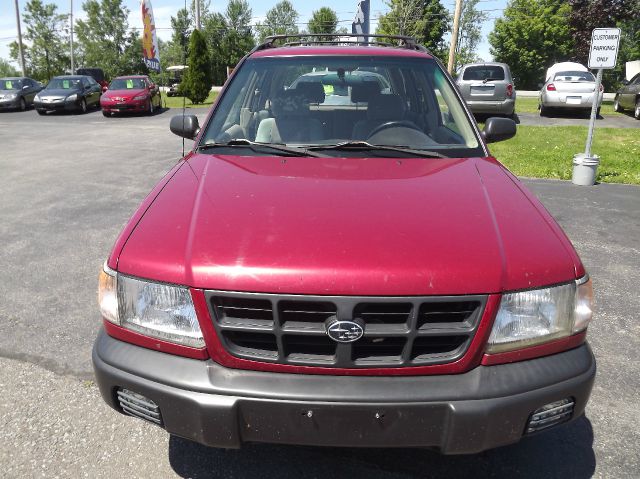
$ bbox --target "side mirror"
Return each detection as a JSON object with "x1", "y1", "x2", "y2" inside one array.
[
  {"x1": 23, "y1": 85, "x2": 29, "y2": 90},
  {"x1": 149, "y1": 83, "x2": 156, "y2": 90},
  {"x1": 482, "y1": 117, "x2": 517, "y2": 143},
  {"x1": 102, "y1": 85, "x2": 108, "y2": 93},
  {"x1": 621, "y1": 79, "x2": 630, "y2": 85},
  {"x1": 170, "y1": 115, "x2": 200, "y2": 140}
]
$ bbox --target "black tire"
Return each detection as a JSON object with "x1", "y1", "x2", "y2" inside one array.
[
  {"x1": 102, "y1": 110, "x2": 110, "y2": 117},
  {"x1": 79, "y1": 98, "x2": 87, "y2": 114},
  {"x1": 613, "y1": 95, "x2": 622, "y2": 112},
  {"x1": 37, "y1": 109, "x2": 46, "y2": 116},
  {"x1": 19, "y1": 97, "x2": 26, "y2": 111},
  {"x1": 635, "y1": 99, "x2": 640, "y2": 120},
  {"x1": 148, "y1": 99, "x2": 154, "y2": 115},
  {"x1": 539, "y1": 104, "x2": 548, "y2": 117},
  {"x1": 596, "y1": 107, "x2": 601, "y2": 117}
]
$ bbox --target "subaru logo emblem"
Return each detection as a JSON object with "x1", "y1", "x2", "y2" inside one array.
[{"x1": 326, "y1": 319, "x2": 364, "y2": 343}]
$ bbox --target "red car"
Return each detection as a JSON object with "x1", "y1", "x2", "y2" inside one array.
[
  {"x1": 100, "y1": 75, "x2": 161, "y2": 116},
  {"x1": 93, "y1": 35, "x2": 595, "y2": 454}
]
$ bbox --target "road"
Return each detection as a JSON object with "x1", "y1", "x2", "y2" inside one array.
[
  {"x1": 0, "y1": 108, "x2": 639, "y2": 478},
  {"x1": 516, "y1": 110, "x2": 639, "y2": 128}
]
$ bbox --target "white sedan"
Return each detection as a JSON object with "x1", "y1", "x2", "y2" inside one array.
[{"x1": 539, "y1": 70, "x2": 603, "y2": 117}]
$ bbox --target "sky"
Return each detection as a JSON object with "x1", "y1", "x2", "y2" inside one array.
[{"x1": 1, "y1": 0, "x2": 508, "y2": 69}]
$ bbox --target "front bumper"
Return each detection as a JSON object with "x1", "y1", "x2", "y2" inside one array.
[
  {"x1": 0, "y1": 97, "x2": 20, "y2": 109},
  {"x1": 466, "y1": 98, "x2": 515, "y2": 115},
  {"x1": 34, "y1": 99, "x2": 79, "y2": 112},
  {"x1": 101, "y1": 99, "x2": 148, "y2": 113},
  {"x1": 93, "y1": 329, "x2": 595, "y2": 454}
]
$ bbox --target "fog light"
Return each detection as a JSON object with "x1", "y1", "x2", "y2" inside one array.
[
  {"x1": 116, "y1": 388, "x2": 162, "y2": 426},
  {"x1": 525, "y1": 398, "x2": 574, "y2": 434}
]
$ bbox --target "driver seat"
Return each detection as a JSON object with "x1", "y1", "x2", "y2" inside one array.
[{"x1": 352, "y1": 94, "x2": 406, "y2": 140}]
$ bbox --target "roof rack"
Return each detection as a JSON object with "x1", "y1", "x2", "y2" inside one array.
[{"x1": 254, "y1": 34, "x2": 428, "y2": 53}]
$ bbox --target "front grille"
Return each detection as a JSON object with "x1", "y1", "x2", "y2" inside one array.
[
  {"x1": 116, "y1": 388, "x2": 162, "y2": 425},
  {"x1": 207, "y1": 291, "x2": 486, "y2": 369}
]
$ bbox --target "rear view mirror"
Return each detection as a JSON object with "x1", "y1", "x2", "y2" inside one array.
[
  {"x1": 170, "y1": 115, "x2": 200, "y2": 140},
  {"x1": 482, "y1": 117, "x2": 517, "y2": 143}
]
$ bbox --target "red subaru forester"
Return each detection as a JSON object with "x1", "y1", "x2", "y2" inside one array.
[{"x1": 93, "y1": 35, "x2": 595, "y2": 454}]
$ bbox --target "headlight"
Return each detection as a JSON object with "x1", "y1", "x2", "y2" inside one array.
[
  {"x1": 98, "y1": 265, "x2": 205, "y2": 348},
  {"x1": 6, "y1": 93, "x2": 17, "y2": 99},
  {"x1": 66, "y1": 94, "x2": 77, "y2": 101},
  {"x1": 486, "y1": 277, "x2": 593, "y2": 353},
  {"x1": 133, "y1": 94, "x2": 147, "y2": 100}
]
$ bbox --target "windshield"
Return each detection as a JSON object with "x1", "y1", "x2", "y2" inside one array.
[
  {"x1": 200, "y1": 55, "x2": 482, "y2": 157},
  {"x1": 46, "y1": 78, "x2": 82, "y2": 90},
  {"x1": 553, "y1": 71, "x2": 595, "y2": 82},
  {"x1": 462, "y1": 65, "x2": 505, "y2": 81},
  {"x1": 0, "y1": 79, "x2": 23, "y2": 90},
  {"x1": 110, "y1": 78, "x2": 147, "y2": 90}
]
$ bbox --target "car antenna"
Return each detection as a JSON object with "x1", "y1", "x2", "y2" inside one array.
[{"x1": 181, "y1": 0, "x2": 187, "y2": 157}]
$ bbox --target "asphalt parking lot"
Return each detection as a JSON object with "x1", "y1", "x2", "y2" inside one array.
[{"x1": 1, "y1": 108, "x2": 639, "y2": 478}]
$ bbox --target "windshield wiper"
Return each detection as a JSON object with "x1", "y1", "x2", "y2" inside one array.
[
  {"x1": 307, "y1": 141, "x2": 448, "y2": 158},
  {"x1": 482, "y1": 78, "x2": 500, "y2": 83},
  {"x1": 197, "y1": 139, "x2": 324, "y2": 157}
]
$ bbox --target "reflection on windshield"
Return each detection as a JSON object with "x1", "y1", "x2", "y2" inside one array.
[
  {"x1": 47, "y1": 78, "x2": 82, "y2": 90},
  {"x1": 0, "y1": 79, "x2": 23, "y2": 90},
  {"x1": 110, "y1": 78, "x2": 146, "y2": 90},
  {"x1": 200, "y1": 55, "x2": 482, "y2": 157}
]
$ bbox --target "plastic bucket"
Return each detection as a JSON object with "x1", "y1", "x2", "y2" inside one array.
[{"x1": 572, "y1": 153, "x2": 600, "y2": 186}]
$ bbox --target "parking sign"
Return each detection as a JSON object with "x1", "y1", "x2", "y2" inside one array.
[{"x1": 588, "y1": 28, "x2": 621, "y2": 69}]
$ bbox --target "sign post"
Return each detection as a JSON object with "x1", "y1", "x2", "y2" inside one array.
[{"x1": 572, "y1": 27, "x2": 620, "y2": 185}]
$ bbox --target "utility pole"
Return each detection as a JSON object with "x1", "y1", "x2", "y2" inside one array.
[
  {"x1": 195, "y1": 0, "x2": 201, "y2": 30},
  {"x1": 447, "y1": 0, "x2": 463, "y2": 74},
  {"x1": 70, "y1": 0, "x2": 74, "y2": 73},
  {"x1": 14, "y1": 0, "x2": 26, "y2": 76}
]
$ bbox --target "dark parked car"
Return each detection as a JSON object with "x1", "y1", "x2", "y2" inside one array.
[
  {"x1": 100, "y1": 75, "x2": 161, "y2": 116},
  {"x1": 613, "y1": 72, "x2": 640, "y2": 119},
  {"x1": 34, "y1": 75, "x2": 102, "y2": 115},
  {"x1": 76, "y1": 67, "x2": 109, "y2": 92},
  {"x1": 93, "y1": 34, "x2": 594, "y2": 455},
  {"x1": 456, "y1": 62, "x2": 516, "y2": 117},
  {"x1": 0, "y1": 77, "x2": 42, "y2": 111}
]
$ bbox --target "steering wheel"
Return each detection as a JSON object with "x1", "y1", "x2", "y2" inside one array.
[{"x1": 367, "y1": 120, "x2": 423, "y2": 139}]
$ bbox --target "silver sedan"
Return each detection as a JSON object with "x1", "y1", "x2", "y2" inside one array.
[{"x1": 539, "y1": 70, "x2": 603, "y2": 116}]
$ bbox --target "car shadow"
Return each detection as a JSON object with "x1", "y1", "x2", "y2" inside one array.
[
  {"x1": 168, "y1": 415, "x2": 595, "y2": 479},
  {"x1": 542, "y1": 109, "x2": 604, "y2": 120}
]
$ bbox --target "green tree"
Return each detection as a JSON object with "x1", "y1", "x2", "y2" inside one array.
[
  {"x1": 0, "y1": 58, "x2": 20, "y2": 77},
  {"x1": 9, "y1": 0, "x2": 68, "y2": 81},
  {"x1": 307, "y1": 7, "x2": 338, "y2": 39},
  {"x1": 489, "y1": 0, "x2": 573, "y2": 89},
  {"x1": 376, "y1": 0, "x2": 450, "y2": 60},
  {"x1": 203, "y1": 12, "x2": 228, "y2": 85},
  {"x1": 182, "y1": 29, "x2": 212, "y2": 103},
  {"x1": 454, "y1": 0, "x2": 488, "y2": 69},
  {"x1": 75, "y1": 0, "x2": 146, "y2": 79},
  {"x1": 255, "y1": 1, "x2": 299, "y2": 42},
  {"x1": 568, "y1": 0, "x2": 633, "y2": 90},
  {"x1": 222, "y1": 1, "x2": 255, "y2": 71}
]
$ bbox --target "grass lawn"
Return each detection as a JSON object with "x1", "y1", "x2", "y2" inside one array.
[
  {"x1": 163, "y1": 91, "x2": 218, "y2": 109},
  {"x1": 515, "y1": 96, "x2": 622, "y2": 116},
  {"x1": 489, "y1": 125, "x2": 640, "y2": 185}
]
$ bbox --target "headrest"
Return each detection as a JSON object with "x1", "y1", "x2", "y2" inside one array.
[
  {"x1": 367, "y1": 94, "x2": 405, "y2": 120},
  {"x1": 293, "y1": 82, "x2": 325, "y2": 103},
  {"x1": 351, "y1": 81, "x2": 381, "y2": 102},
  {"x1": 271, "y1": 89, "x2": 307, "y2": 117}
]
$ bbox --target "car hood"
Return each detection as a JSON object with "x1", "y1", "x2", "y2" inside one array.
[
  {"x1": 115, "y1": 154, "x2": 582, "y2": 296},
  {"x1": 103, "y1": 88, "x2": 147, "y2": 99},
  {"x1": 0, "y1": 89, "x2": 20, "y2": 95},
  {"x1": 39, "y1": 88, "x2": 80, "y2": 97}
]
